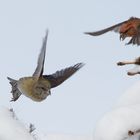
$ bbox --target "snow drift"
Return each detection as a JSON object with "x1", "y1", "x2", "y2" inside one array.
[
  {"x1": 0, "y1": 107, "x2": 91, "y2": 140},
  {"x1": 93, "y1": 81, "x2": 140, "y2": 140},
  {"x1": 0, "y1": 107, "x2": 34, "y2": 140}
]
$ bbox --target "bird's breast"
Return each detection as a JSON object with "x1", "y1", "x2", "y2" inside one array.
[
  {"x1": 119, "y1": 20, "x2": 140, "y2": 36},
  {"x1": 17, "y1": 77, "x2": 51, "y2": 102}
]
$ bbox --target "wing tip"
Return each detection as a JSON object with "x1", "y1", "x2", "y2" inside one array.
[
  {"x1": 74, "y1": 62, "x2": 85, "y2": 70},
  {"x1": 84, "y1": 32, "x2": 94, "y2": 36},
  {"x1": 45, "y1": 29, "x2": 49, "y2": 36},
  {"x1": 84, "y1": 31, "x2": 102, "y2": 36},
  {"x1": 43, "y1": 29, "x2": 49, "y2": 42}
]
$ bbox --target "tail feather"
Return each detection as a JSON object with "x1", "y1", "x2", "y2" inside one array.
[
  {"x1": 7, "y1": 77, "x2": 22, "y2": 101},
  {"x1": 127, "y1": 35, "x2": 140, "y2": 46}
]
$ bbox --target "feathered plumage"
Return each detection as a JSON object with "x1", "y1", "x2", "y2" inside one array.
[
  {"x1": 8, "y1": 30, "x2": 84, "y2": 102},
  {"x1": 85, "y1": 17, "x2": 140, "y2": 46}
]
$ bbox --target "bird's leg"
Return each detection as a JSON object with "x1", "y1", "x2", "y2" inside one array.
[
  {"x1": 128, "y1": 130, "x2": 134, "y2": 136},
  {"x1": 128, "y1": 129, "x2": 140, "y2": 136},
  {"x1": 120, "y1": 33, "x2": 127, "y2": 41},
  {"x1": 117, "y1": 60, "x2": 136, "y2": 66},
  {"x1": 127, "y1": 71, "x2": 140, "y2": 76},
  {"x1": 135, "y1": 129, "x2": 140, "y2": 134}
]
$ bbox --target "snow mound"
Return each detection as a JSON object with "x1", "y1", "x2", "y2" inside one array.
[
  {"x1": 116, "y1": 81, "x2": 140, "y2": 107},
  {"x1": 41, "y1": 134, "x2": 91, "y2": 140},
  {"x1": 93, "y1": 81, "x2": 140, "y2": 140},
  {"x1": 0, "y1": 107, "x2": 34, "y2": 140},
  {"x1": 94, "y1": 105, "x2": 140, "y2": 140}
]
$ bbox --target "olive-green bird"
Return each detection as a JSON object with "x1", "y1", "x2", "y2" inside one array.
[{"x1": 7, "y1": 30, "x2": 84, "y2": 102}]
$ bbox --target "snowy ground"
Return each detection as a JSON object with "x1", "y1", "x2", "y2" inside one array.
[
  {"x1": 93, "y1": 81, "x2": 140, "y2": 140},
  {"x1": 0, "y1": 107, "x2": 34, "y2": 140},
  {"x1": 0, "y1": 107, "x2": 91, "y2": 140},
  {"x1": 1, "y1": 81, "x2": 140, "y2": 140}
]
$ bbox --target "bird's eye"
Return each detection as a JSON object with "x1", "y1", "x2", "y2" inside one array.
[
  {"x1": 40, "y1": 87, "x2": 46, "y2": 90},
  {"x1": 36, "y1": 86, "x2": 46, "y2": 91}
]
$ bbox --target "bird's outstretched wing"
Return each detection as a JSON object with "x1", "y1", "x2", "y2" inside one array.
[
  {"x1": 85, "y1": 20, "x2": 127, "y2": 36},
  {"x1": 43, "y1": 63, "x2": 84, "y2": 88},
  {"x1": 33, "y1": 30, "x2": 48, "y2": 77}
]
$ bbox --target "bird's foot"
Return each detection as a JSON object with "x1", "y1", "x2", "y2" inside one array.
[{"x1": 117, "y1": 62, "x2": 125, "y2": 66}]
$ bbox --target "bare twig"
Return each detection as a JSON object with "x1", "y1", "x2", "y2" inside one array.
[{"x1": 29, "y1": 123, "x2": 36, "y2": 133}]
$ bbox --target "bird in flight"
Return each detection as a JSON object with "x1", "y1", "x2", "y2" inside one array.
[
  {"x1": 8, "y1": 30, "x2": 84, "y2": 102},
  {"x1": 117, "y1": 56, "x2": 140, "y2": 76},
  {"x1": 85, "y1": 17, "x2": 140, "y2": 46}
]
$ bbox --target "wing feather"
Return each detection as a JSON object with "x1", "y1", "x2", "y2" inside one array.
[
  {"x1": 43, "y1": 63, "x2": 84, "y2": 88},
  {"x1": 85, "y1": 20, "x2": 127, "y2": 36},
  {"x1": 33, "y1": 30, "x2": 48, "y2": 77}
]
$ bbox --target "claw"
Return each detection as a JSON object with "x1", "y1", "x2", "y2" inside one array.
[
  {"x1": 120, "y1": 34, "x2": 126, "y2": 41},
  {"x1": 128, "y1": 130, "x2": 134, "y2": 136},
  {"x1": 117, "y1": 62, "x2": 125, "y2": 66},
  {"x1": 120, "y1": 34, "x2": 122, "y2": 40}
]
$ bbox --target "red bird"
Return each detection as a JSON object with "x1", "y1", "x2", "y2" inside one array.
[{"x1": 85, "y1": 17, "x2": 140, "y2": 46}]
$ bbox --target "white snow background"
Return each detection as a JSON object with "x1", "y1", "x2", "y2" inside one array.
[
  {"x1": 0, "y1": 107, "x2": 91, "y2": 140},
  {"x1": 93, "y1": 80, "x2": 140, "y2": 140},
  {"x1": 2, "y1": 80, "x2": 140, "y2": 140}
]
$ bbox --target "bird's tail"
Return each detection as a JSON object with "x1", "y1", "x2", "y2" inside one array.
[
  {"x1": 7, "y1": 77, "x2": 22, "y2": 101},
  {"x1": 127, "y1": 35, "x2": 140, "y2": 46}
]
